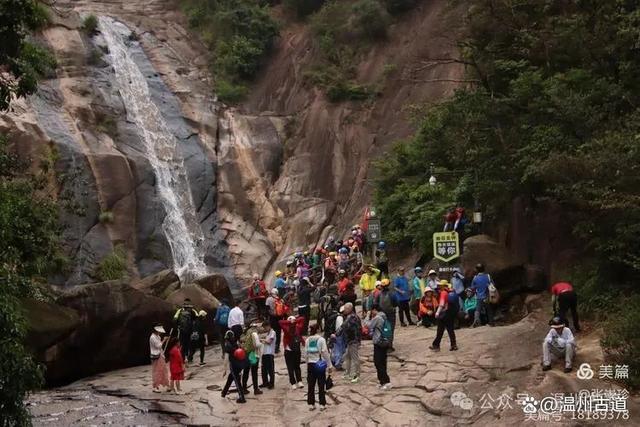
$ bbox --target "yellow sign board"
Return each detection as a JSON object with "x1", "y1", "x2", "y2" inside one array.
[{"x1": 433, "y1": 231, "x2": 460, "y2": 262}]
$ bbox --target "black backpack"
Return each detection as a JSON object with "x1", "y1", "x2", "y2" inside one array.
[
  {"x1": 177, "y1": 308, "x2": 195, "y2": 331},
  {"x1": 289, "y1": 324, "x2": 301, "y2": 352},
  {"x1": 324, "y1": 310, "x2": 339, "y2": 336}
]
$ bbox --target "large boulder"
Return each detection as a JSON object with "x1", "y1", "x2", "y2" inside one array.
[
  {"x1": 24, "y1": 298, "x2": 80, "y2": 354},
  {"x1": 193, "y1": 273, "x2": 234, "y2": 304},
  {"x1": 131, "y1": 269, "x2": 180, "y2": 298},
  {"x1": 31, "y1": 281, "x2": 175, "y2": 385},
  {"x1": 166, "y1": 283, "x2": 220, "y2": 313}
]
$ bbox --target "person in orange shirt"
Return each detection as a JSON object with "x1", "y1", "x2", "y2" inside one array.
[{"x1": 418, "y1": 289, "x2": 438, "y2": 327}]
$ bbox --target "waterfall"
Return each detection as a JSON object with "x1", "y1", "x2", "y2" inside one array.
[{"x1": 99, "y1": 16, "x2": 209, "y2": 282}]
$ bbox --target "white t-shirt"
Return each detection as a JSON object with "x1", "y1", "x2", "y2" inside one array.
[
  {"x1": 262, "y1": 329, "x2": 276, "y2": 355},
  {"x1": 228, "y1": 307, "x2": 244, "y2": 328},
  {"x1": 252, "y1": 331, "x2": 263, "y2": 357},
  {"x1": 305, "y1": 335, "x2": 331, "y2": 364},
  {"x1": 149, "y1": 333, "x2": 163, "y2": 357}
]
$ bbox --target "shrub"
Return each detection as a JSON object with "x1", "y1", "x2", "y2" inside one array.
[
  {"x1": 82, "y1": 14, "x2": 99, "y2": 35},
  {"x1": 94, "y1": 110, "x2": 118, "y2": 137},
  {"x1": 215, "y1": 78, "x2": 249, "y2": 103},
  {"x1": 98, "y1": 211, "x2": 114, "y2": 224},
  {"x1": 87, "y1": 48, "x2": 103, "y2": 66},
  {"x1": 95, "y1": 244, "x2": 128, "y2": 281},
  {"x1": 352, "y1": 0, "x2": 390, "y2": 39},
  {"x1": 383, "y1": 0, "x2": 416, "y2": 14},
  {"x1": 284, "y1": 0, "x2": 326, "y2": 18},
  {"x1": 326, "y1": 80, "x2": 375, "y2": 102},
  {"x1": 215, "y1": 35, "x2": 264, "y2": 80}
]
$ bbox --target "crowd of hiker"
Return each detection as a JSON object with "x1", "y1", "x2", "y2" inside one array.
[{"x1": 149, "y1": 221, "x2": 583, "y2": 405}]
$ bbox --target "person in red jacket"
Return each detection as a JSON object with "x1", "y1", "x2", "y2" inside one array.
[
  {"x1": 167, "y1": 337, "x2": 185, "y2": 394},
  {"x1": 279, "y1": 315, "x2": 306, "y2": 390},
  {"x1": 429, "y1": 280, "x2": 457, "y2": 351},
  {"x1": 551, "y1": 282, "x2": 580, "y2": 332},
  {"x1": 249, "y1": 274, "x2": 269, "y2": 319}
]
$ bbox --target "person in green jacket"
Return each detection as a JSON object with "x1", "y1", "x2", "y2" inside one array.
[
  {"x1": 411, "y1": 267, "x2": 426, "y2": 315},
  {"x1": 462, "y1": 288, "x2": 477, "y2": 326}
]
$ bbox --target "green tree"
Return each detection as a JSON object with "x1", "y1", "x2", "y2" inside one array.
[
  {"x1": 1, "y1": 137, "x2": 63, "y2": 425},
  {"x1": 0, "y1": 0, "x2": 55, "y2": 110}
]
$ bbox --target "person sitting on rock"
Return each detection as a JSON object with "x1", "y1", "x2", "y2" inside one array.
[
  {"x1": 248, "y1": 274, "x2": 269, "y2": 320},
  {"x1": 542, "y1": 317, "x2": 576, "y2": 373},
  {"x1": 418, "y1": 288, "x2": 438, "y2": 327},
  {"x1": 462, "y1": 288, "x2": 478, "y2": 326}
]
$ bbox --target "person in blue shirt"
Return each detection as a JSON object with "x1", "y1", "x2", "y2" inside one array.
[
  {"x1": 274, "y1": 270, "x2": 287, "y2": 298},
  {"x1": 393, "y1": 267, "x2": 414, "y2": 326},
  {"x1": 470, "y1": 263, "x2": 494, "y2": 327}
]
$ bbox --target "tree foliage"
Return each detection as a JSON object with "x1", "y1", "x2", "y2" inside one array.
[
  {"x1": 0, "y1": 0, "x2": 55, "y2": 110},
  {"x1": 182, "y1": 0, "x2": 279, "y2": 102},
  {"x1": 1, "y1": 136, "x2": 63, "y2": 425},
  {"x1": 375, "y1": 0, "x2": 640, "y2": 386}
]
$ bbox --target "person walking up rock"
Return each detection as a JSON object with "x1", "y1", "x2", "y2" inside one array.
[
  {"x1": 341, "y1": 303, "x2": 362, "y2": 383},
  {"x1": 365, "y1": 305, "x2": 392, "y2": 390},
  {"x1": 429, "y1": 280, "x2": 458, "y2": 351}
]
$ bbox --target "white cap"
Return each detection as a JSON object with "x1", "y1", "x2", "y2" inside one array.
[
  {"x1": 271, "y1": 288, "x2": 279, "y2": 295},
  {"x1": 154, "y1": 325, "x2": 166, "y2": 334},
  {"x1": 287, "y1": 316, "x2": 296, "y2": 322},
  {"x1": 428, "y1": 269, "x2": 437, "y2": 275},
  {"x1": 339, "y1": 305, "x2": 345, "y2": 313}
]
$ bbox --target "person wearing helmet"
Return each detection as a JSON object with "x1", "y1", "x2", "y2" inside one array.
[
  {"x1": 429, "y1": 280, "x2": 458, "y2": 351},
  {"x1": 337, "y1": 269, "x2": 356, "y2": 305},
  {"x1": 266, "y1": 288, "x2": 285, "y2": 353},
  {"x1": 189, "y1": 310, "x2": 209, "y2": 366},
  {"x1": 375, "y1": 241, "x2": 389, "y2": 278},
  {"x1": 411, "y1": 267, "x2": 426, "y2": 315},
  {"x1": 337, "y1": 247, "x2": 350, "y2": 271},
  {"x1": 274, "y1": 270, "x2": 286, "y2": 298},
  {"x1": 426, "y1": 269, "x2": 440, "y2": 293},
  {"x1": 394, "y1": 267, "x2": 414, "y2": 326},
  {"x1": 221, "y1": 330, "x2": 247, "y2": 403},
  {"x1": 373, "y1": 278, "x2": 399, "y2": 350}
]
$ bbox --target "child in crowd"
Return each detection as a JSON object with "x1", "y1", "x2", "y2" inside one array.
[{"x1": 168, "y1": 337, "x2": 185, "y2": 394}]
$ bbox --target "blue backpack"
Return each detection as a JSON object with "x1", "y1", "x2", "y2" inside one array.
[{"x1": 216, "y1": 305, "x2": 230, "y2": 326}]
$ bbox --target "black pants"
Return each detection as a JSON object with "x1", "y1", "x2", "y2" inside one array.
[
  {"x1": 256, "y1": 299, "x2": 267, "y2": 320},
  {"x1": 222, "y1": 366, "x2": 244, "y2": 399},
  {"x1": 373, "y1": 345, "x2": 390, "y2": 385},
  {"x1": 298, "y1": 306, "x2": 310, "y2": 336},
  {"x1": 384, "y1": 310, "x2": 397, "y2": 344},
  {"x1": 189, "y1": 338, "x2": 205, "y2": 363},
  {"x1": 269, "y1": 315, "x2": 282, "y2": 352},
  {"x1": 242, "y1": 362, "x2": 259, "y2": 392},
  {"x1": 377, "y1": 262, "x2": 389, "y2": 277},
  {"x1": 398, "y1": 300, "x2": 413, "y2": 324},
  {"x1": 284, "y1": 349, "x2": 302, "y2": 384},
  {"x1": 558, "y1": 291, "x2": 580, "y2": 331},
  {"x1": 306, "y1": 363, "x2": 326, "y2": 406},
  {"x1": 432, "y1": 311, "x2": 456, "y2": 348},
  {"x1": 261, "y1": 354, "x2": 275, "y2": 388},
  {"x1": 178, "y1": 329, "x2": 191, "y2": 361}
]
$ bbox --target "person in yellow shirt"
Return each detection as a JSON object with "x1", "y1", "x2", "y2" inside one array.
[{"x1": 359, "y1": 265, "x2": 380, "y2": 315}]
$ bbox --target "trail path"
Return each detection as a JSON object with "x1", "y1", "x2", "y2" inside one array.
[{"x1": 28, "y1": 296, "x2": 639, "y2": 426}]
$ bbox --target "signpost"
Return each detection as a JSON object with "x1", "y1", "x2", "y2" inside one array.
[
  {"x1": 367, "y1": 218, "x2": 382, "y2": 243},
  {"x1": 433, "y1": 231, "x2": 460, "y2": 262}
]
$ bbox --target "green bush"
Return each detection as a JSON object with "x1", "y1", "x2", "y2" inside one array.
[
  {"x1": 82, "y1": 14, "x2": 99, "y2": 35},
  {"x1": 95, "y1": 244, "x2": 128, "y2": 281},
  {"x1": 215, "y1": 78, "x2": 249, "y2": 103},
  {"x1": 98, "y1": 211, "x2": 114, "y2": 224},
  {"x1": 183, "y1": 0, "x2": 279, "y2": 103},
  {"x1": 284, "y1": 0, "x2": 326, "y2": 18},
  {"x1": 353, "y1": 0, "x2": 390, "y2": 39},
  {"x1": 1, "y1": 136, "x2": 61, "y2": 424}
]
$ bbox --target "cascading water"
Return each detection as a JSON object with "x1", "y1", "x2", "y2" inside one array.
[{"x1": 99, "y1": 16, "x2": 208, "y2": 282}]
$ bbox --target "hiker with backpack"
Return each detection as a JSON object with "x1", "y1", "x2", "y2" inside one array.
[
  {"x1": 305, "y1": 323, "x2": 333, "y2": 411},
  {"x1": 374, "y1": 279, "x2": 399, "y2": 350},
  {"x1": 429, "y1": 280, "x2": 458, "y2": 351},
  {"x1": 279, "y1": 315, "x2": 305, "y2": 390},
  {"x1": 365, "y1": 304, "x2": 393, "y2": 390},
  {"x1": 374, "y1": 241, "x2": 389, "y2": 278},
  {"x1": 249, "y1": 274, "x2": 269, "y2": 320},
  {"x1": 266, "y1": 288, "x2": 287, "y2": 353},
  {"x1": 214, "y1": 299, "x2": 231, "y2": 353},
  {"x1": 240, "y1": 323, "x2": 263, "y2": 396},
  {"x1": 393, "y1": 267, "x2": 414, "y2": 326},
  {"x1": 274, "y1": 270, "x2": 287, "y2": 298},
  {"x1": 221, "y1": 330, "x2": 247, "y2": 404},
  {"x1": 189, "y1": 310, "x2": 208, "y2": 365},
  {"x1": 341, "y1": 302, "x2": 362, "y2": 383},
  {"x1": 173, "y1": 298, "x2": 198, "y2": 363},
  {"x1": 471, "y1": 263, "x2": 495, "y2": 327}
]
